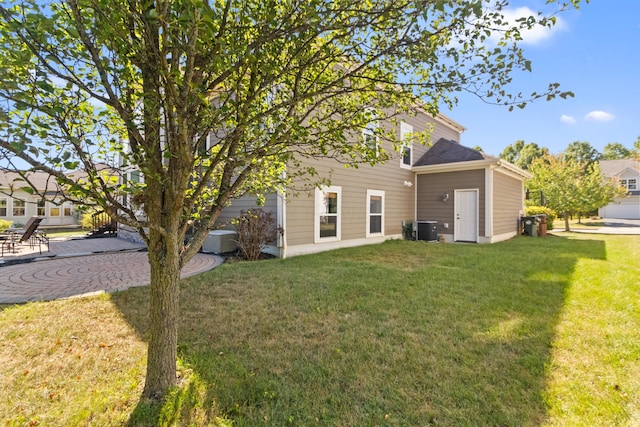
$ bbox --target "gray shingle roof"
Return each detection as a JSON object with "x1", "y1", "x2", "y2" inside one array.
[
  {"x1": 413, "y1": 138, "x2": 496, "y2": 166},
  {"x1": 0, "y1": 171, "x2": 62, "y2": 193},
  {"x1": 599, "y1": 158, "x2": 640, "y2": 178}
]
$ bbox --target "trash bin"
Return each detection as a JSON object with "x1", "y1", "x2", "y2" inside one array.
[
  {"x1": 522, "y1": 216, "x2": 538, "y2": 237},
  {"x1": 537, "y1": 215, "x2": 547, "y2": 237}
]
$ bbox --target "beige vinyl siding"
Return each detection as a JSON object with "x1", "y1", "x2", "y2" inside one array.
[
  {"x1": 492, "y1": 171, "x2": 524, "y2": 235},
  {"x1": 408, "y1": 113, "x2": 462, "y2": 163},
  {"x1": 284, "y1": 110, "x2": 445, "y2": 247},
  {"x1": 285, "y1": 157, "x2": 414, "y2": 246},
  {"x1": 416, "y1": 169, "x2": 486, "y2": 237},
  {"x1": 215, "y1": 193, "x2": 278, "y2": 229}
]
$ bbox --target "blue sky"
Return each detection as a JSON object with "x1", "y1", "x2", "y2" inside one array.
[{"x1": 444, "y1": 0, "x2": 640, "y2": 157}]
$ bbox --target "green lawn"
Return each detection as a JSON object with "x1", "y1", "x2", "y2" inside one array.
[{"x1": 1, "y1": 234, "x2": 639, "y2": 426}]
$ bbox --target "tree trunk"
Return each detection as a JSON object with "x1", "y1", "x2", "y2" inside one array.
[
  {"x1": 564, "y1": 212, "x2": 570, "y2": 232},
  {"x1": 142, "y1": 232, "x2": 182, "y2": 400}
]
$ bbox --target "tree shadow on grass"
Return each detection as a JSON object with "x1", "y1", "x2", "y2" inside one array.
[{"x1": 112, "y1": 234, "x2": 606, "y2": 426}]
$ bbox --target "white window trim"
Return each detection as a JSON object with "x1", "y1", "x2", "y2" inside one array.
[
  {"x1": 12, "y1": 199, "x2": 26, "y2": 217},
  {"x1": 400, "y1": 122, "x2": 413, "y2": 169},
  {"x1": 314, "y1": 186, "x2": 342, "y2": 243},
  {"x1": 362, "y1": 108, "x2": 379, "y2": 156},
  {"x1": 628, "y1": 178, "x2": 637, "y2": 190},
  {"x1": 49, "y1": 203, "x2": 61, "y2": 216},
  {"x1": 0, "y1": 198, "x2": 7, "y2": 217},
  {"x1": 366, "y1": 189, "x2": 385, "y2": 238}
]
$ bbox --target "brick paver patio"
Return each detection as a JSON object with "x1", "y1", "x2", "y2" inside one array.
[{"x1": 0, "y1": 237, "x2": 222, "y2": 303}]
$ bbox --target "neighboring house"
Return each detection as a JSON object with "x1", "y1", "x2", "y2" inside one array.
[
  {"x1": 217, "y1": 109, "x2": 531, "y2": 258},
  {"x1": 0, "y1": 170, "x2": 78, "y2": 227},
  {"x1": 598, "y1": 158, "x2": 640, "y2": 220}
]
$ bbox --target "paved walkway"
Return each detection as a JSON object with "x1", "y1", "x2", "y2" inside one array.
[
  {"x1": 553, "y1": 218, "x2": 640, "y2": 235},
  {"x1": 0, "y1": 236, "x2": 223, "y2": 304}
]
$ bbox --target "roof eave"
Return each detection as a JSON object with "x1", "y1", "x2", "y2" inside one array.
[
  {"x1": 412, "y1": 158, "x2": 495, "y2": 174},
  {"x1": 412, "y1": 158, "x2": 531, "y2": 180}
]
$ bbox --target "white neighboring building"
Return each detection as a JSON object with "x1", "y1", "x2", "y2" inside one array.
[
  {"x1": 0, "y1": 171, "x2": 77, "y2": 227},
  {"x1": 598, "y1": 158, "x2": 640, "y2": 220}
]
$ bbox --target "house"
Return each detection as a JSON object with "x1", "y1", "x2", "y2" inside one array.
[
  {"x1": 598, "y1": 158, "x2": 640, "y2": 220},
  {"x1": 0, "y1": 170, "x2": 78, "y2": 227},
  {"x1": 216, "y1": 109, "x2": 531, "y2": 258}
]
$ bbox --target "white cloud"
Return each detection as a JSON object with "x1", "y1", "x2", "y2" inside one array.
[
  {"x1": 584, "y1": 111, "x2": 616, "y2": 122},
  {"x1": 560, "y1": 114, "x2": 577, "y2": 124},
  {"x1": 500, "y1": 7, "x2": 568, "y2": 45}
]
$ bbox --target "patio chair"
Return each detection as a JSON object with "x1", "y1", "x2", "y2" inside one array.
[{"x1": 8, "y1": 216, "x2": 50, "y2": 255}]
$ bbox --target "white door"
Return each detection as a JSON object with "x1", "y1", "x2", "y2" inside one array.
[{"x1": 455, "y1": 190, "x2": 478, "y2": 242}]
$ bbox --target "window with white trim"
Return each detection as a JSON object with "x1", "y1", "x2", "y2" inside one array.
[
  {"x1": 50, "y1": 205, "x2": 61, "y2": 216},
  {"x1": 366, "y1": 189, "x2": 384, "y2": 237},
  {"x1": 627, "y1": 179, "x2": 637, "y2": 190},
  {"x1": 37, "y1": 199, "x2": 46, "y2": 216},
  {"x1": 13, "y1": 199, "x2": 25, "y2": 216},
  {"x1": 0, "y1": 198, "x2": 6, "y2": 217},
  {"x1": 315, "y1": 186, "x2": 341, "y2": 241},
  {"x1": 400, "y1": 122, "x2": 413, "y2": 169},
  {"x1": 362, "y1": 109, "x2": 379, "y2": 156}
]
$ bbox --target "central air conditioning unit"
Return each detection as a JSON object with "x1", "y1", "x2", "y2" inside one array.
[{"x1": 202, "y1": 230, "x2": 237, "y2": 253}]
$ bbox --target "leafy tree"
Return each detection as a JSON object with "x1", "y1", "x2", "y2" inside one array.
[
  {"x1": 470, "y1": 145, "x2": 484, "y2": 152},
  {"x1": 603, "y1": 142, "x2": 632, "y2": 159},
  {"x1": 0, "y1": 0, "x2": 583, "y2": 400},
  {"x1": 563, "y1": 140, "x2": 601, "y2": 167},
  {"x1": 500, "y1": 140, "x2": 548, "y2": 170},
  {"x1": 527, "y1": 155, "x2": 624, "y2": 231}
]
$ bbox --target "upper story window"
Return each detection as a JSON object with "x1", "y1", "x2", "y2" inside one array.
[
  {"x1": 0, "y1": 199, "x2": 6, "y2": 217},
  {"x1": 400, "y1": 122, "x2": 413, "y2": 169},
  {"x1": 362, "y1": 109, "x2": 379, "y2": 155},
  {"x1": 315, "y1": 186, "x2": 341, "y2": 242},
  {"x1": 620, "y1": 179, "x2": 637, "y2": 191}
]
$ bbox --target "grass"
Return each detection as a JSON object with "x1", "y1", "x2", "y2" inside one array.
[
  {"x1": 1, "y1": 234, "x2": 639, "y2": 425},
  {"x1": 552, "y1": 217, "x2": 606, "y2": 230}
]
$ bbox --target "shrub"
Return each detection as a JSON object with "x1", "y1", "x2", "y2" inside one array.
[
  {"x1": 0, "y1": 219, "x2": 12, "y2": 231},
  {"x1": 232, "y1": 209, "x2": 283, "y2": 260},
  {"x1": 525, "y1": 205, "x2": 557, "y2": 231}
]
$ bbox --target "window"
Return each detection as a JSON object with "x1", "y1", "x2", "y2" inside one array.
[
  {"x1": 13, "y1": 199, "x2": 25, "y2": 216},
  {"x1": 63, "y1": 204, "x2": 72, "y2": 217},
  {"x1": 366, "y1": 190, "x2": 385, "y2": 237},
  {"x1": 37, "y1": 199, "x2": 46, "y2": 216},
  {"x1": 0, "y1": 199, "x2": 6, "y2": 217},
  {"x1": 620, "y1": 179, "x2": 637, "y2": 191},
  {"x1": 400, "y1": 122, "x2": 413, "y2": 169},
  {"x1": 50, "y1": 206, "x2": 61, "y2": 216},
  {"x1": 315, "y1": 186, "x2": 341, "y2": 242},
  {"x1": 362, "y1": 109, "x2": 379, "y2": 155}
]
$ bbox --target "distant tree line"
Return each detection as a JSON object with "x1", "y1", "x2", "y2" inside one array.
[
  {"x1": 497, "y1": 138, "x2": 636, "y2": 231},
  {"x1": 499, "y1": 137, "x2": 640, "y2": 171}
]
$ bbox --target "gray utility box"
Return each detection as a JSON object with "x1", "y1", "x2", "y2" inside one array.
[
  {"x1": 416, "y1": 221, "x2": 438, "y2": 242},
  {"x1": 202, "y1": 230, "x2": 237, "y2": 253}
]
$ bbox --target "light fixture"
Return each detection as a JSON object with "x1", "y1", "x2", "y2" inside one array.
[
  {"x1": 403, "y1": 180, "x2": 413, "y2": 187},
  {"x1": 442, "y1": 192, "x2": 449, "y2": 202}
]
